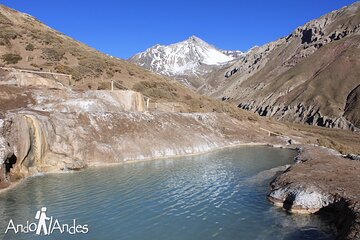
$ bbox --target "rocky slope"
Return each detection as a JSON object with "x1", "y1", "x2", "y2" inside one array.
[
  {"x1": 201, "y1": 2, "x2": 360, "y2": 130},
  {"x1": 129, "y1": 36, "x2": 239, "y2": 89}
]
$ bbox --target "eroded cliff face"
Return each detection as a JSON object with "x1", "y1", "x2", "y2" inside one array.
[
  {"x1": 0, "y1": 111, "x2": 261, "y2": 182},
  {"x1": 0, "y1": 86, "x2": 266, "y2": 188},
  {"x1": 3, "y1": 113, "x2": 51, "y2": 179},
  {"x1": 203, "y1": 2, "x2": 360, "y2": 130},
  {"x1": 238, "y1": 102, "x2": 355, "y2": 130}
]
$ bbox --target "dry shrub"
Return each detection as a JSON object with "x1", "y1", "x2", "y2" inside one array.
[
  {"x1": 2, "y1": 53, "x2": 22, "y2": 64},
  {"x1": 42, "y1": 48, "x2": 64, "y2": 61},
  {"x1": 25, "y1": 43, "x2": 34, "y2": 51},
  {"x1": 133, "y1": 81, "x2": 179, "y2": 100},
  {"x1": 79, "y1": 57, "x2": 106, "y2": 73}
]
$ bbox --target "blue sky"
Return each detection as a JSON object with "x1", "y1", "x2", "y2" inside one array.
[{"x1": 1, "y1": 0, "x2": 358, "y2": 59}]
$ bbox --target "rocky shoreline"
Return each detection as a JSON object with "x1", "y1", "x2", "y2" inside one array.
[{"x1": 268, "y1": 144, "x2": 360, "y2": 239}]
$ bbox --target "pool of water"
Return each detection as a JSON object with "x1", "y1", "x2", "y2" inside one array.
[{"x1": 0, "y1": 146, "x2": 335, "y2": 239}]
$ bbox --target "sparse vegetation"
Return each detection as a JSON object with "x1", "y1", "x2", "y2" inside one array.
[
  {"x1": 54, "y1": 64, "x2": 82, "y2": 81},
  {"x1": 42, "y1": 48, "x2": 64, "y2": 61},
  {"x1": 189, "y1": 98, "x2": 205, "y2": 110},
  {"x1": 79, "y1": 57, "x2": 106, "y2": 73},
  {"x1": 1, "y1": 53, "x2": 22, "y2": 64},
  {"x1": 25, "y1": 43, "x2": 34, "y2": 51},
  {"x1": 30, "y1": 63, "x2": 39, "y2": 68},
  {"x1": 133, "y1": 81, "x2": 179, "y2": 100},
  {"x1": 0, "y1": 28, "x2": 18, "y2": 45},
  {"x1": 97, "y1": 82, "x2": 110, "y2": 90},
  {"x1": 106, "y1": 70, "x2": 114, "y2": 78},
  {"x1": 0, "y1": 12, "x2": 11, "y2": 24},
  {"x1": 41, "y1": 32, "x2": 60, "y2": 45},
  {"x1": 284, "y1": 122, "x2": 360, "y2": 155}
]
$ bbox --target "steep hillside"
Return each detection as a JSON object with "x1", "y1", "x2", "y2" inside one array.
[
  {"x1": 0, "y1": 4, "x2": 258, "y2": 119},
  {"x1": 202, "y1": 2, "x2": 360, "y2": 130},
  {"x1": 129, "y1": 36, "x2": 239, "y2": 89},
  {"x1": 0, "y1": 4, "x2": 152, "y2": 90}
]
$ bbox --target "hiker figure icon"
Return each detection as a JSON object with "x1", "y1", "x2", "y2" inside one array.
[{"x1": 35, "y1": 207, "x2": 50, "y2": 235}]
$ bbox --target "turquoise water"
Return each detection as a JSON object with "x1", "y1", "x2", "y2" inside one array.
[{"x1": 0, "y1": 146, "x2": 334, "y2": 239}]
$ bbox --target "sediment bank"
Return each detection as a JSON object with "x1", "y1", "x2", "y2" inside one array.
[{"x1": 268, "y1": 145, "x2": 360, "y2": 239}]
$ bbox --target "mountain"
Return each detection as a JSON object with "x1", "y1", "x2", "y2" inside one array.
[
  {"x1": 0, "y1": 4, "x2": 174, "y2": 92},
  {"x1": 0, "y1": 4, "x2": 259, "y2": 120},
  {"x1": 129, "y1": 36, "x2": 239, "y2": 89},
  {"x1": 200, "y1": 1, "x2": 360, "y2": 130},
  {"x1": 0, "y1": 4, "x2": 198, "y2": 105}
]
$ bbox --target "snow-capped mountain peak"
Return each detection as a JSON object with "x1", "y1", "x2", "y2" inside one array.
[
  {"x1": 129, "y1": 36, "x2": 242, "y2": 88},
  {"x1": 130, "y1": 36, "x2": 237, "y2": 76},
  {"x1": 181, "y1": 35, "x2": 235, "y2": 65}
]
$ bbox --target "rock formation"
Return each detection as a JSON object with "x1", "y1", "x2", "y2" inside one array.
[
  {"x1": 204, "y1": 2, "x2": 360, "y2": 130},
  {"x1": 0, "y1": 84, "x2": 265, "y2": 189},
  {"x1": 269, "y1": 145, "x2": 360, "y2": 239}
]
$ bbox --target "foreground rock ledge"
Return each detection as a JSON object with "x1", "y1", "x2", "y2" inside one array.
[
  {"x1": 0, "y1": 86, "x2": 269, "y2": 183},
  {"x1": 0, "y1": 109, "x2": 267, "y2": 182},
  {"x1": 269, "y1": 145, "x2": 360, "y2": 239}
]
